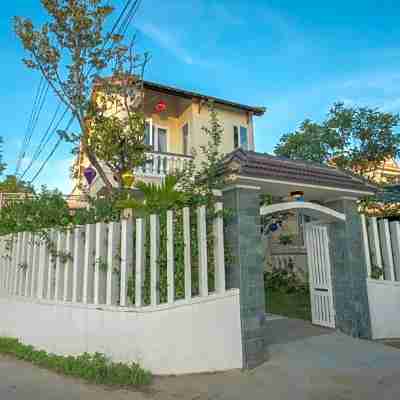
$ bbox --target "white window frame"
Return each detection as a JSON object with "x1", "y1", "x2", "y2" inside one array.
[{"x1": 234, "y1": 125, "x2": 249, "y2": 150}]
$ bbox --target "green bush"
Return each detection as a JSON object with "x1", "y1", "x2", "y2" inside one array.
[
  {"x1": 0, "y1": 337, "x2": 151, "y2": 386},
  {"x1": 264, "y1": 268, "x2": 309, "y2": 295}
]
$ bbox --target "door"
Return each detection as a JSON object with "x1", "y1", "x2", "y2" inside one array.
[
  {"x1": 305, "y1": 223, "x2": 336, "y2": 328},
  {"x1": 157, "y1": 127, "x2": 167, "y2": 153}
]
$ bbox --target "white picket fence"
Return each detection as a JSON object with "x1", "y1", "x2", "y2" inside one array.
[
  {"x1": 0, "y1": 204, "x2": 226, "y2": 308},
  {"x1": 361, "y1": 215, "x2": 400, "y2": 339},
  {"x1": 361, "y1": 215, "x2": 400, "y2": 281}
]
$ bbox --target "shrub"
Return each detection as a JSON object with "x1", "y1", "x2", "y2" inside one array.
[
  {"x1": 264, "y1": 268, "x2": 309, "y2": 295},
  {"x1": 0, "y1": 337, "x2": 151, "y2": 386}
]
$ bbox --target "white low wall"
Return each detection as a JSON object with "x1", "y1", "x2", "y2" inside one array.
[
  {"x1": 0, "y1": 289, "x2": 243, "y2": 375},
  {"x1": 367, "y1": 279, "x2": 400, "y2": 339}
]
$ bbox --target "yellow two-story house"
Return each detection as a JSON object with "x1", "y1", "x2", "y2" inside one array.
[{"x1": 73, "y1": 79, "x2": 266, "y2": 196}]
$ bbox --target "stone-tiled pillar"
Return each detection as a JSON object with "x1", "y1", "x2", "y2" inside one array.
[
  {"x1": 223, "y1": 185, "x2": 267, "y2": 369},
  {"x1": 327, "y1": 198, "x2": 372, "y2": 339}
]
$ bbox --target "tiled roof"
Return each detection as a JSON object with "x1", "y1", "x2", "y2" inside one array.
[{"x1": 222, "y1": 149, "x2": 377, "y2": 194}]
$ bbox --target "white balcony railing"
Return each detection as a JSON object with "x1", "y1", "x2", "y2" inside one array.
[{"x1": 135, "y1": 152, "x2": 193, "y2": 177}]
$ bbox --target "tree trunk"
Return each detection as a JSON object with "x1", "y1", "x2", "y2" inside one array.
[{"x1": 79, "y1": 121, "x2": 113, "y2": 194}]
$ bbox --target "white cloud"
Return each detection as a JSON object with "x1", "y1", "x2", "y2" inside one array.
[{"x1": 137, "y1": 22, "x2": 194, "y2": 65}]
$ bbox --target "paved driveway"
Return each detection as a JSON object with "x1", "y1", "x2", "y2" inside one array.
[{"x1": 1, "y1": 319, "x2": 400, "y2": 400}]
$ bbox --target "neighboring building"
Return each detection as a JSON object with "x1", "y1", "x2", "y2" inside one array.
[
  {"x1": 363, "y1": 158, "x2": 400, "y2": 184},
  {"x1": 73, "y1": 79, "x2": 266, "y2": 195}
]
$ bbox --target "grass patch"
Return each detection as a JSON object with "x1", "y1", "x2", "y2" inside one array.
[
  {"x1": 265, "y1": 288, "x2": 311, "y2": 321},
  {"x1": 0, "y1": 337, "x2": 152, "y2": 387}
]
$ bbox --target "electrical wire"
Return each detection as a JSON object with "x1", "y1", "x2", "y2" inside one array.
[
  {"x1": 15, "y1": 77, "x2": 47, "y2": 175},
  {"x1": 28, "y1": 115, "x2": 75, "y2": 185},
  {"x1": 20, "y1": 104, "x2": 68, "y2": 180}
]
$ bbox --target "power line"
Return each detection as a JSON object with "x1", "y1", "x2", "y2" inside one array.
[
  {"x1": 84, "y1": 0, "x2": 141, "y2": 80},
  {"x1": 16, "y1": 77, "x2": 45, "y2": 175},
  {"x1": 29, "y1": 115, "x2": 75, "y2": 185},
  {"x1": 16, "y1": 80, "x2": 50, "y2": 176},
  {"x1": 20, "y1": 104, "x2": 68, "y2": 180},
  {"x1": 118, "y1": 0, "x2": 141, "y2": 38}
]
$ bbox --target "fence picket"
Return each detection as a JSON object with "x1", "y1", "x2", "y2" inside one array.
[
  {"x1": 8, "y1": 235, "x2": 16, "y2": 295},
  {"x1": 54, "y1": 231, "x2": 67, "y2": 301},
  {"x1": 94, "y1": 222, "x2": 107, "y2": 305},
  {"x1": 371, "y1": 217, "x2": 384, "y2": 280},
  {"x1": 135, "y1": 218, "x2": 145, "y2": 307},
  {"x1": 150, "y1": 214, "x2": 160, "y2": 306},
  {"x1": 18, "y1": 232, "x2": 27, "y2": 296},
  {"x1": 63, "y1": 230, "x2": 74, "y2": 302},
  {"x1": 14, "y1": 233, "x2": 22, "y2": 295},
  {"x1": 183, "y1": 207, "x2": 192, "y2": 300},
  {"x1": 72, "y1": 226, "x2": 85, "y2": 302},
  {"x1": 167, "y1": 210, "x2": 174, "y2": 304},
  {"x1": 83, "y1": 224, "x2": 96, "y2": 304},
  {"x1": 361, "y1": 215, "x2": 372, "y2": 278},
  {"x1": 6, "y1": 235, "x2": 13, "y2": 294},
  {"x1": 389, "y1": 221, "x2": 400, "y2": 281},
  {"x1": 214, "y1": 202, "x2": 225, "y2": 294},
  {"x1": 197, "y1": 206, "x2": 208, "y2": 297},
  {"x1": 120, "y1": 218, "x2": 133, "y2": 307},
  {"x1": 0, "y1": 238, "x2": 4, "y2": 294},
  {"x1": 47, "y1": 230, "x2": 57, "y2": 300},
  {"x1": 106, "y1": 221, "x2": 120, "y2": 306},
  {"x1": 30, "y1": 234, "x2": 39, "y2": 298},
  {"x1": 25, "y1": 233, "x2": 33, "y2": 297},
  {"x1": 378, "y1": 220, "x2": 395, "y2": 281},
  {"x1": 37, "y1": 234, "x2": 49, "y2": 299}
]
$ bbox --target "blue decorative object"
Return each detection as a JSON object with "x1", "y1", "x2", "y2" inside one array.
[{"x1": 269, "y1": 223, "x2": 278, "y2": 232}]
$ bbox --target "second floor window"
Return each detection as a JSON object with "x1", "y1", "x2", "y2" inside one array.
[
  {"x1": 234, "y1": 125, "x2": 249, "y2": 150},
  {"x1": 182, "y1": 123, "x2": 189, "y2": 155}
]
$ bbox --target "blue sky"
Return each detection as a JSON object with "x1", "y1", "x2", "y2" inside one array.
[{"x1": 1, "y1": 0, "x2": 400, "y2": 193}]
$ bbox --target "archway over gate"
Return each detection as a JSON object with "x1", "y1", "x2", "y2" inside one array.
[{"x1": 261, "y1": 201, "x2": 346, "y2": 328}]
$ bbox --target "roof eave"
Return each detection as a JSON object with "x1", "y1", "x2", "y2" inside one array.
[{"x1": 143, "y1": 80, "x2": 266, "y2": 116}]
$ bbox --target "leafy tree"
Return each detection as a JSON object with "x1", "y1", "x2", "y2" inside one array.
[
  {"x1": 275, "y1": 102, "x2": 400, "y2": 177},
  {"x1": 86, "y1": 89, "x2": 149, "y2": 188},
  {"x1": 14, "y1": 0, "x2": 148, "y2": 192},
  {"x1": 0, "y1": 175, "x2": 33, "y2": 193},
  {"x1": 274, "y1": 119, "x2": 341, "y2": 164}
]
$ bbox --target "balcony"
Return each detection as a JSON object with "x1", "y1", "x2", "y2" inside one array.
[
  {"x1": 135, "y1": 151, "x2": 193, "y2": 178},
  {"x1": 87, "y1": 152, "x2": 194, "y2": 194}
]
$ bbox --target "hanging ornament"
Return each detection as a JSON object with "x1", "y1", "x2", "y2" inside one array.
[
  {"x1": 269, "y1": 222, "x2": 279, "y2": 232},
  {"x1": 154, "y1": 100, "x2": 167, "y2": 113},
  {"x1": 121, "y1": 170, "x2": 135, "y2": 188},
  {"x1": 290, "y1": 190, "x2": 304, "y2": 202},
  {"x1": 83, "y1": 166, "x2": 97, "y2": 186}
]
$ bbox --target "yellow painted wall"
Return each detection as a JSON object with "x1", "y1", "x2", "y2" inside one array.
[{"x1": 190, "y1": 103, "x2": 254, "y2": 161}]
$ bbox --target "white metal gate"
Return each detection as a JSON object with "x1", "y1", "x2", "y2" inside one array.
[{"x1": 305, "y1": 223, "x2": 336, "y2": 328}]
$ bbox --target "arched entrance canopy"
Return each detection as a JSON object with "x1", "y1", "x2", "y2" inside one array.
[{"x1": 260, "y1": 201, "x2": 346, "y2": 222}]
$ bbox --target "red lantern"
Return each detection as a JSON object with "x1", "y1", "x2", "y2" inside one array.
[{"x1": 154, "y1": 100, "x2": 167, "y2": 113}]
